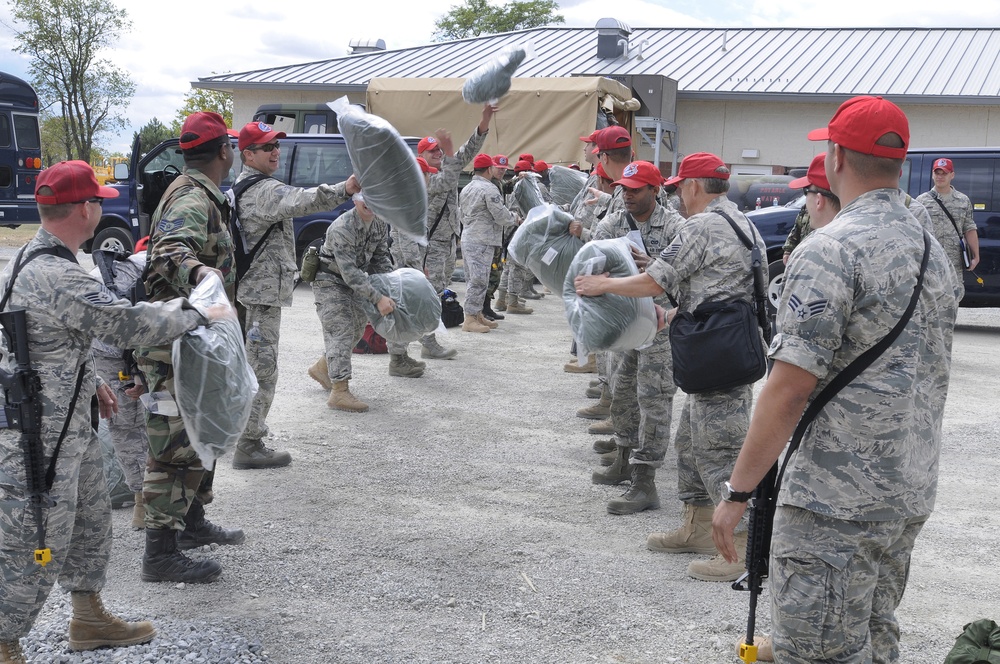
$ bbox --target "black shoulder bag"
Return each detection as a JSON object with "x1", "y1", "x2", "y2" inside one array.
[
  {"x1": 930, "y1": 192, "x2": 973, "y2": 268},
  {"x1": 668, "y1": 212, "x2": 770, "y2": 394}
]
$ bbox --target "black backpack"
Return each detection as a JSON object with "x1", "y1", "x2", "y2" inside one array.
[{"x1": 228, "y1": 173, "x2": 276, "y2": 280}]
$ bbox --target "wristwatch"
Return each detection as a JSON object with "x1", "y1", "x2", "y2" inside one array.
[{"x1": 721, "y1": 481, "x2": 754, "y2": 503}]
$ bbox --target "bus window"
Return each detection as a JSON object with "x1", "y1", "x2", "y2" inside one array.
[
  {"x1": 13, "y1": 114, "x2": 40, "y2": 150},
  {"x1": 0, "y1": 115, "x2": 10, "y2": 148}
]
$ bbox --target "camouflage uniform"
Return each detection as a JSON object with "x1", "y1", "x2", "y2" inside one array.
[
  {"x1": 0, "y1": 229, "x2": 203, "y2": 638},
  {"x1": 89, "y1": 253, "x2": 148, "y2": 492},
  {"x1": 234, "y1": 166, "x2": 351, "y2": 445},
  {"x1": 917, "y1": 186, "x2": 975, "y2": 298},
  {"x1": 569, "y1": 172, "x2": 604, "y2": 243},
  {"x1": 782, "y1": 205, "x2": 812, "y2": 256},
  {"x1": 645, "y1": 196, "x2": 765, "y2": 507},
  {"x1": 592, "y1": 204, "x2": 683, "y2": 466},
  {"x1": 136, "y1": 169, "x2": 234, "y2": 530},
  {"x1": 312, "y1": 208, "x2": 392, "y2": 382},
  {"x1": 768, "y1": 188, "x2": 960, "y2": 663},
  {"x1": 460, "y1": 175, "x2": 517, "y2": 315}
]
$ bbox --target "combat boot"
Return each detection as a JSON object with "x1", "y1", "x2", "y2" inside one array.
[
  {"x1": 389, "y1": 353, "x2": 425, "y2": 378},
  {"x1": 495, "y1": 289, "x2": 508, "y2": 311},
  {"x1": 736, "y1": 635, "x2": 774, "y2": 662},
  {"x1": 506, "y1": 296, "x2": 533, "y2": 314},
  {"x1": 476, "y1": 312, "x2": 499, "y2": 329},
  {"x1": 328, "y1": 380, "x2": 369, "y2": 412},
  {"x1": 68, "y1": 591, "x2": 156, "y2": 651},
  {"x1": 688, "y1": 532, "x2": 748, "y2": 582},
  {"x1": 0, "y1": 640, "x2": 26, "y2": 664},
  {"x1": 607, "y1": 464, "x2": 660, "y2": 515},
  {"x1": 588, "y1": 418, "x2": 615, "y2": 435},
  {"x1": 646, "y1": 503, "x2": 717, "y2": 554},
  {"x1": 307, "y1": 357, "x2": 332, "y2": 390},
  {"x1": 592, "y1": 438, "x2": 616, "y2": 454},
  {"x1": 131, "y1": 491, "x2": 144, "y2": 530},
  {"x1": 592, "y1": 445, "x2": 631, "y2": 485},
  {"x1": 232, "y1": 439, "x2": 292, "y2": 469},
  {"x1": 598, "y1": 450, "x2": 616, "y2": 466},
  {"x1": 420, "y1": 334, "x2": 457, "y2": 360},
  {"x1": 483, "y1": 296, "x2": 505, "y2": 321},
  {"x1": 576, "y1": 392, "x2": 611, "y2": 420},
  {"x1": 585, "y1": 385, "x2": 603, "y2": 399},
  {"x1": 462, "y1": 314, "x2": 490, "y2": 333},
  {"x1": 141, "y1": 528, "x2": 222, "y2": 583},
  {"x1": 178, "y1": 500, "x2": 245, "y2": 550},
  {"x1": 564, "y1": 353, "x2": 596, "y2": 373},
  {"x1": 521, "y1": 282, "x2": 544, "y2": 299}
]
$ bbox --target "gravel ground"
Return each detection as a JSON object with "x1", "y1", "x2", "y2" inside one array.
[{"x1": 7, "y1": 271, "x2": 1000, "y2": 663}]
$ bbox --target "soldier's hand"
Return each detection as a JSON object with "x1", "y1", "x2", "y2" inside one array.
[
  {"x1": 782, "y1": 252, "x2": 791, "y2": 266},
  {"x1": 377, "y1": 296, "x2": 396, "y2": 316},
  {"x1": 584, "y1": 187, "x2": 603, "y2": 206},
  {"x1": 568, "y1": 220, "x2": 582, "y2": 238},
  {"x1": 124, "y1": 383, "x2": 147, "y2": 400},
  {"x1": 712, "y1": 499, "x2": 748, "y2": 564},
  {"x1": 665, "y1": 307, "x2": 678, "y2": 325},
  {"x1": 653, "y1": 304, "x2": 668, "y2": 332},
  {"x1": 193, "y1": 266, "x2": 224, "y2": 285},
  {"x1": 205, "y1": 304, "x2": 237, "y2": 322},
  {"x1": 435, "y1": 129, "x2": 455, "y2": 157},
  {"x1": 97, "y1": 383, "x2": 118, "y2": 419},
  {"x1": 344, "y1": 174, "x2": 361, "y2": 196},
  {"x1": 479, "y1": 104, "x2": 499, "y2": 133},
  {"x1": 630, "y1": 246, "x2": 651, "y2": 270},
  {"x1": 574, "y1": 273, "x2": 610, "y2": 297}
]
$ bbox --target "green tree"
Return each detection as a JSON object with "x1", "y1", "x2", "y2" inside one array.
[
  {"x1": 39, "y1": 113, "x2": 70, "y2": 166},
  {"x1": 433, "y1": 0, "x2": 563, "y2": 41},
  {"x1": 170, "y1": 87, "x2": 234, "y2": 134},
  {"x1": 134, "y1": 117, "x2": 174, "y2": 150},
  {"x1": 7, "y1": 0, "x2": 136, "y2": 163}
]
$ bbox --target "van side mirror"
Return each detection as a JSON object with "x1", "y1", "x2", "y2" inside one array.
[{"x1": 113, "y1": 162, "x2": 129, "y2": 181}]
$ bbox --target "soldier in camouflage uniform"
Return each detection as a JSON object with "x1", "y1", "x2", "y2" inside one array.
[
  {"x1": 459, "y1": 154, "x2": 518, "y2": 333},
  {"x1": 714, "y1": 96, "x2": 961, "y2": 663},
  {"x1": 0, "y1": 161, "x2": 227, "y2": 660},
  {"x1": 588, "y1": 162, "x2": 683, "y2": 515},
  {"x1": 312, "y1": 195, "x2": 397, "y2": 412},
  {"x1": 917, "y1": 157, "x2": 980, "y2": 299},
  {"x1": 574, "y1": 152, "x2": 765, "y2": 581},
  {"x1": 135, "y1": 112, "x2": 246, "y2": 585},
  {"x1": 234, "y1": 121, "x2": 359, "y2": 469},
  {"x1": 496, "y1": 160, "x2": 538, "y2": 316},
  {"x1": 391, "y1": 104, "x2": 496, "y2": 358}
]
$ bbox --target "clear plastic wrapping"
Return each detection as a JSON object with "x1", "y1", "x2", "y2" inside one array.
[
  {"x1": 507, "y1": 203, "x2": 583, "y2": 296},
  {"x1": 511, "y1": 174, "x2": 544, "y2": 216},
  {"x1": 562, "y1": 237, "x2": 658, "y2": 356},
  {"x1": 328, "y1": 96, "x2": 428, "y2": 246},
  {"x1": 171, "y1": 274, "x2": 258, "y2": 470},
  {"x1": 462, "y1": 44, "x2": 531, "y2": 104},
  {"x1": 362, "y1": 268, "x2": 442, "y2": 343},
  {"x1": 549, "y1": 165, "x2": 589, "y2": 206}
]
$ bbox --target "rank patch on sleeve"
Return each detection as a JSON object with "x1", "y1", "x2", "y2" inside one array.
[
  {"x1": 787, "y1": 294, "x2": 828, "y2": 321},
  {"x1": 659, "y1": 240, "x2": 682, "y2": 262},
  {"x1": 83, "y1": 287, "x2": 117, "y2": 307},
  {"x1": 156, "y1": 218, "x2": 183, "y2": 234}
]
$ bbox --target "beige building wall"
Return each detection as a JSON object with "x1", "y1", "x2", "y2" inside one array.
[{"x1": 231, "y1": 89, "x2": 365, "y2": 128}]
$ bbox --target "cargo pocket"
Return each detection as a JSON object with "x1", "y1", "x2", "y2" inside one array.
[{"x1": 772, "y1": 552, "x2": 851, "y2": 659}]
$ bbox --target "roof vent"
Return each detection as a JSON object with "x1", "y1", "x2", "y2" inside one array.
[
  {"x1": 595, "y1": 18, "x2": 632, "y2": 59},
  {"x1": 349, "y1": 38, "x2": 386, "y2": 55}
]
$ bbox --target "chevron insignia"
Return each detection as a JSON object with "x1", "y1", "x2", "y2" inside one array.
[{"x1": 787, "y1": 294, "x2": 828, "y2": 321}]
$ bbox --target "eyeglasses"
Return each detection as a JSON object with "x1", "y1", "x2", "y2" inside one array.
[
  {"x1": 805, "y1": 188, "x2": 834, "y2": 200},
  {"x1": 74, "y1": 198, "x2": 103, "y2": 205},
  {"x1": 248, "y1": 142, "x2": 280, "y2": 153}
]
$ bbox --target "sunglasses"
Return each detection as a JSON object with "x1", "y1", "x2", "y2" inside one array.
[
  {"x1": 248, "y1": 142, "x2": 280, "y2": 153},
  {"x1": 74, "y1": 197, "x2": 103, "y2": 205},
  {"x1": 805, "y1": 188, "x2": 834, "y2": 200}
]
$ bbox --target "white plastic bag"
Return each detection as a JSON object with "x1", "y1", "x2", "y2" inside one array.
[
  {"x1": 362, "y1": 268, "x2": 442, "y2": 343},
  {"x1": 172, "y1": 274, "x2": 257, "y2": 470},
  {"x1": 549, "y1": 165, "x2": 589, "y2": 206},
  {"x1": 328, "y1": 96, "x2": 428, "y2": 246},
  {"x1": 562, "y1": 237, "x2": 658, "y2": 356},
  {"x1": 462, "y1": 44, "x2": 532, "y2": 104},
  {"x1": 507, "y1": 203, "x2": 583, "y2": 296}
]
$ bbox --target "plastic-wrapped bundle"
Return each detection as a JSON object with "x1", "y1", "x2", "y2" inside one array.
[
  {"x1": 512, "y1": 174, "x2": 544, "y2": 216},
  {"x1": 172, "y1": 273, "x2": 258, "y2": 471},
  {"x1": 549, "y1": 165, "x2": 589, "y2": 206},
  {"x1": 362, "y1": 267, "x2": 442, "y2": 343},
  {"x1": 328, "y1": 96, "x2": 427, "y2": 246},
  {"x1": 562, "y1": 237, "x2": 658, "y2": 355},
  {"x1": 508, "y1": 203, "x2": 583, "y2": 295},
  {"x1": 462, "y1": 45, "x2": 530, "y2": 104}
]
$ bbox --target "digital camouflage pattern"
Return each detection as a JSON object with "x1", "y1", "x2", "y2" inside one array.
[
  {"x1": 916, "y1": 187, "x2": 976, "y2": 284},
  {"x1": 568, "y1": 172, "x2": 602, "y2": 243},
  {"x1": 0, "y1": 229, "x2": 203, "y2": 638},
  {"x1": 234, "y1": 165, "x2": 352, "y2": 445},
  {"x1": 312, "y1": 207, "x2": 392, "y2": 381},
  {"x1": 137, "y1": 167, "x2": 234, "y2": 530},
  {"x1": 459, "y1": 176, "x2": 517, "y2": 247}
]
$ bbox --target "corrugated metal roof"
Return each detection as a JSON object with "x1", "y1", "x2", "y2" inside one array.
[{"x1": 199, "y1": 27, "x2": 1000, "y2": 102}]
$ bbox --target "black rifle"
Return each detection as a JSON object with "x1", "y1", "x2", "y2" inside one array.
[
  {"x1": 0, "y1": 308, "x2": 53, "y2": 566},
  {"x1": 732, "y1": 462, "x2": 779, "y2": 663}
]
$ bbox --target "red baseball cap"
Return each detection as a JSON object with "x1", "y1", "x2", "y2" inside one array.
[
  {"x1": 664, "y1": 152, "x2": 730, "y2": 186},
  {"x1": 493, "y1": 154, "x2": 509, "y2": 168},
  {"x1": 514, "y1": 159, "x2": 533, "y2": 173},
  {"x1": 518, "y1": 153, "x2": 535, "y2": 165},
  {"x1": 416, "y1": 157, "x2": 438, "y2": 174},
  {"x1": 178, "y1": 111, "x2": 238, "y2": 150},
  {"x1": 473, "y1": 153, "x2": 493, "y2": 169},
  {"x1": 579, "y1": 130, "x2": 600, "y2": 143},
  {"x1": 789, "y1": 154, "x2": 831, "y2": 191},
  {"x1": 807, "y1": 96, "x2": 908, "y2": 159},
  {"x1": 533, "y1": 160, "x2": 549, "y2": 173},
  {"x1": 613, "y1": 161, "x2": 663, "y2": 189},
  {"x1": 417, "y1": 136, "x2": 441, "y2": 154},
  {"x1": 595, "y1": 162, "x2": 611, "y2": 181},
  {"x1": 592, "y1": 126, "x2": 632, "y2": 154},
  {"x1": 239, "y1": 121, "x2": 286, "y2": 151},
  {"x1": 35, "y1": 160, "x2": 119, "y2": 204},
  {"x1": 135, "y1": 235, "x2": 150, "y2": 252},
  {"x1": 932, "y1": 157, "x2": 954, "y2": 173}
]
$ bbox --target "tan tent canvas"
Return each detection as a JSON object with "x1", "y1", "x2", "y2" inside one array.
[{"x1": 366, "y1": 77, "x2": 636, "y2": 168}]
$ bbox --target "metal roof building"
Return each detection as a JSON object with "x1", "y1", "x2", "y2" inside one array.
[{"x1": 198, "y1": 24, "x2": 1000, "y2": 174}]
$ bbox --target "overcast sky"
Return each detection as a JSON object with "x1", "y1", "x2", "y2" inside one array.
[{"x1": 0, "y1": 0, "x2": 996, "y2": 155}]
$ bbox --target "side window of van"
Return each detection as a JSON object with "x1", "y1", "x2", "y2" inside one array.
[
  {"x1": 289, "y1": 144, "x2": 353, "y2": 188},
  {"x1": 949, "y1": 158, "x2": 996, "y2": 212}
]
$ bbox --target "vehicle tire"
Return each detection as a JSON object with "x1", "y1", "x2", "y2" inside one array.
[
  {"x1": 767, "y1": 259, "x2": 785, "y2": 317},
  {"x1": 296, "y1": 227, "x2": 326, "y2": 264},
  {"x1": 92, "y1": 226, "x2": 134, "y2": 255}
]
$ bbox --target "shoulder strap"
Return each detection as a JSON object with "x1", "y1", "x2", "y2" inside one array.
[
  {"x1": 930, "y1": 193, "x2": 964, "y2": 238},
  {"x1": 775, "y1": 231, "x2": 932, "y2": 490},
  {"x1": 1, "y1": 245, "x2": 78, "y2": 312},
  {"x1": 717, "y1": 211, "x2": 772, "y2": 342},
  {"x1": 427, "y1": 200, "x2": 449, "y2": 242},
  {"x1": 232, "y1": 174, "x2": 279, "y2": 269}
]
